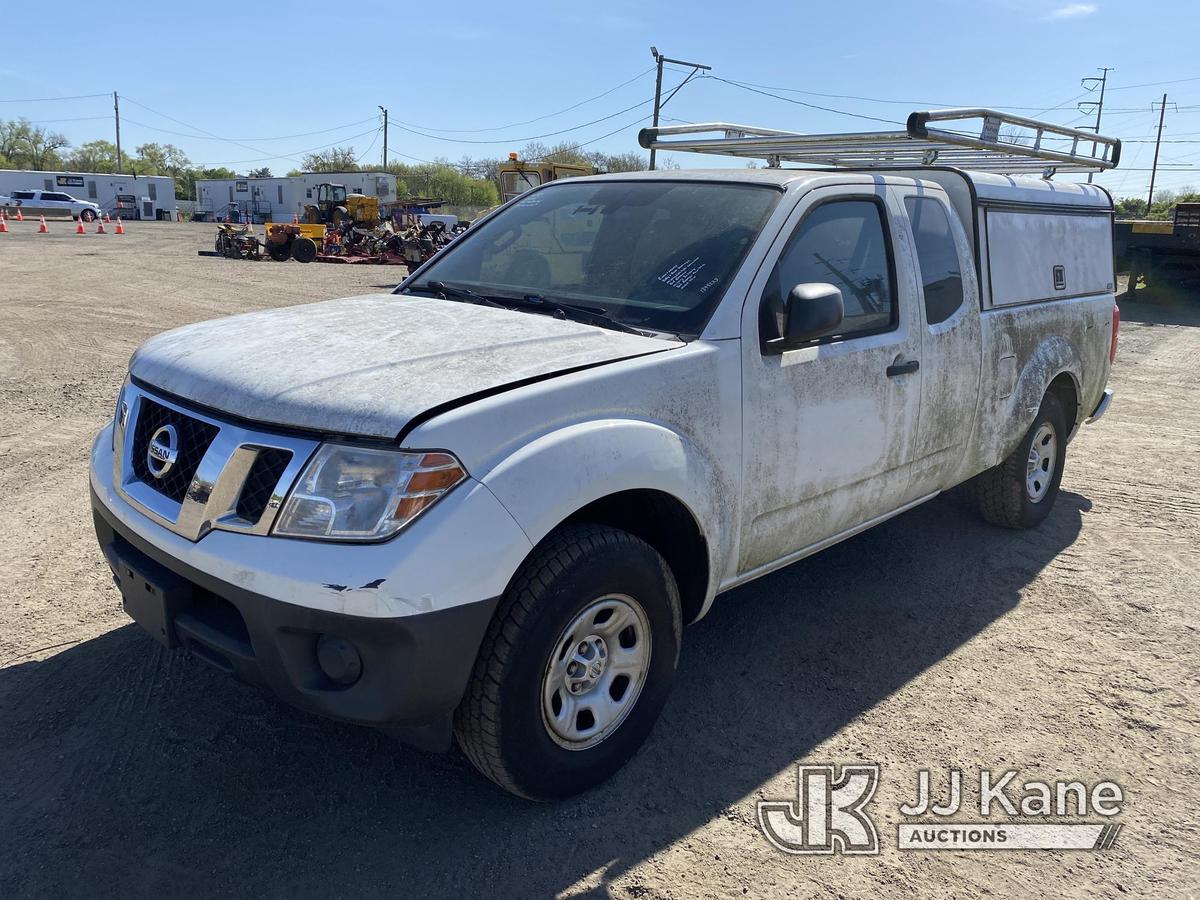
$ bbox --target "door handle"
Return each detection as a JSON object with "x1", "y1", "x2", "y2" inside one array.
[{"x1": 886, "y1": 359, "x2": 920, "y2": 377}]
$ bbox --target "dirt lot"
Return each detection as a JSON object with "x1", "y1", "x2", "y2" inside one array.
[{"x1": 0, "y1": 222, "x2": 1197, "y2": 898}]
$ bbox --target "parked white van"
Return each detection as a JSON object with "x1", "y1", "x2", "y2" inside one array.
[{"x1": 90, "y1": 110, "x2": 1120, "y2": 799}]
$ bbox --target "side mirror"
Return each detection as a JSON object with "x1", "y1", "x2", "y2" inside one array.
[{"x1": 767, "y1": 283, "x2": 845, "y2": 351}]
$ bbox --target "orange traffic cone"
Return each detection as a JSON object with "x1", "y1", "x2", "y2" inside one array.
[
  {"x1": 103, "y1": 212, "x2": 111, "y2": 223},
  {"x1": 96, "y1": 219, "x2": 106, "y2": 234},
  {"x1": 291, "y1": 213, "x2": 299, "y2": 225},
  {"x1": 114, "y1": 217, "x2": 125, "y2": 235},
  {"x1": 0, "y1": 216, "x2": 7, "y2": 234},
  {"x1": 15, "y1": 207, "x2": 25, "y2": 222},
  {"x1": 38, "y1": 215, "x2": 49, "y2": 234},
  {"x1": 76, "y1": 217, "x2": 86, "y2": 234}
]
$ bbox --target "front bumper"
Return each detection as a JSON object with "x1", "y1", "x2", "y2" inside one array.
[
  {"x1": 90, "y1": 420, "x2": 531, "y2": 749},
  {"x1": 93, "y1": 490, "x2": 498, "y2": 749}
]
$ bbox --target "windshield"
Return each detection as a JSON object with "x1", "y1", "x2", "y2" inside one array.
[
  {"x1": 406, "y1": 180, "x2": 781, "y2": 335},
  {"x1": 500, "y1": 170, "x2": 542, "y2": 202}
]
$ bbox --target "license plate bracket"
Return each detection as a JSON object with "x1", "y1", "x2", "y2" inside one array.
[{"x1": 113, "y1": 549, "x2": 192, "y2": 648}]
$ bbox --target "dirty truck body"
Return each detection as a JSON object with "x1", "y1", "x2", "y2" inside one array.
[{"x1": 91, "y1": 165, "x2": 1116, "y2": 800}]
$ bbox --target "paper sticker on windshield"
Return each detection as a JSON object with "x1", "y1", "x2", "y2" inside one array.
[
  {"x1": 657, "y1": 257, "x2": 707, "y2": 290},
  {"x1": 515, "y1": 194, "x2": 545, "y2": 207}
]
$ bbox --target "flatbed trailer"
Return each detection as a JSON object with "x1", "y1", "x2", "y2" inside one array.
[{"x1": 1115, "y1": 202, "x2": 1200, "y2": 289}]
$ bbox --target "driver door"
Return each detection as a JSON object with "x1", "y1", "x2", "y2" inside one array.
[{"x1": 738, "y1": 185, "x2": 923, "y2": 574}]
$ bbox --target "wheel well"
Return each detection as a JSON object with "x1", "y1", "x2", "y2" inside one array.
[
  {"x1": 564, "y1": 489, "x2": 710, "y2": 626},
  {"x1": 1047, "y1": 372, "x2": 1079, "y2": 432}
]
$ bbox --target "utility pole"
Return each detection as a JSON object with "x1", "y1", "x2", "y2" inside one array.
[
  {"x1": 1079, "y1": 67, "x2": 1112, "y2": 184},
  {"x1": 379, "y1": 105, "x2": 388, "y2": 170},
  {"x1": 1147, "y1": 93, "x2": 1168, "y2": 214},
  {"x1": 113, "y1": 91, "x2": 123, "y2": 174},
  {"x1": 648, "y1": 47, "x2": 711, "y2": 170}
]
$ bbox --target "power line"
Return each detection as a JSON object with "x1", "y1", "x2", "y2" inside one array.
[
  {"x1": 119, "y1": 94, "x2": 307, "y2": 163},
  {"x1": 186, "y1": 127, "x2": 382, "y2": 168},
  {"x1": 0, "y1": 92, "x2": 109, "y2": 103},
  {"x1": 390, "y1": 66, "x2": 656, "y2": 134},
  {"x1": 118, "y1": 115, "x2": 378, "y2": 143},
  {"x1": 387, "y1": 94, "x2": 662, "y2": 145},
  {"x1": 701, "y1": 75, "x2": 903, "y2": 125},
  {"x1": 691, "y1": 77, "x2": 1093, "y2": 115},
  {"x1": 355, "y1": 127, "x2": 383, "y2": 165},
  {"x1": 524, "y1": 115, "x2": 654, "y2": 163},
  {"x1": 25, "y1": 115, "x2": 111, "y2": 125},
  {"x1": 1105, "y1": 74, "x2": 1200, "y2": 92}
]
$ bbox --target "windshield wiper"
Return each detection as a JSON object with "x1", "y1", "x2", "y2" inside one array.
[
  {"x1": 507, "y1": 294, "x2": 651, "y2": 337},
  {"x1": 419, "y1": 281, "x2": 509, "y2": 309}
]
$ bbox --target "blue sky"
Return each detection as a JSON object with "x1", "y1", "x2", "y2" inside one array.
[{"x1": 2, "y1": 0, "x2": 1198, "y2": 200}]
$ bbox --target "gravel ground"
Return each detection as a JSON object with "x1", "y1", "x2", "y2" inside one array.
[{"x1": 0, "y1": 222, "x2": 1197, "y2": 898}]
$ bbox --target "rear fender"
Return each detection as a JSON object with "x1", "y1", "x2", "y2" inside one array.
[{"x1": 993, "y1": 335, "x2": 1082, "y2": 463}]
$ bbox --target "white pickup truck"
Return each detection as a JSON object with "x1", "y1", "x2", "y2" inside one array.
[
  {"x1": 2, "y1": 189, "x2": 103, "y2": 221},
  {"x1": 90, "y1": 111, "x2": 1119, "y2": 800}
]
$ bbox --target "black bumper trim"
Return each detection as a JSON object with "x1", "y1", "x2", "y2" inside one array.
[{"x1": 92, "y1": 488, "x2": 499, "y2": 750}]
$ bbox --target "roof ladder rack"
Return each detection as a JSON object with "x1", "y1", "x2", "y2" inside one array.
[{"x1": 638, "y1": 109, "x2": 1121, "y2": 174}]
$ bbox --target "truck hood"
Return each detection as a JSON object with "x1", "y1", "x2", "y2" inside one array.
[{"x1": 130, "y1": 293, "x2": 678, "y2": 439}]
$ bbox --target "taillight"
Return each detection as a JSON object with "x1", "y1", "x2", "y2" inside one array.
[{"x1": 1110, "y1": 303, "x2": 1120, "y2": 363}]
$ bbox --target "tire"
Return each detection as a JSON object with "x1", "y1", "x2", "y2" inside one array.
[
  {"x1": 974, "y1": 392, "x2": 1068, "y2": 529},
  {"x1": 454, "y1": 523, "x2": 682, "y2": 801},
  {"x1": 267, "y1": 243, "x2": 291, "y2": 262},
  {"x1": 291, "y1": 237, "x2": 318, "y2": 263},
  {"x1": 80, "y1": 208, "x2": 96, "y2": 222}
]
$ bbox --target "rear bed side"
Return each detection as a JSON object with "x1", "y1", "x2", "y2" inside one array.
[{"x1": 968, "y1": 177, "x2": 1116, "y2": 470}]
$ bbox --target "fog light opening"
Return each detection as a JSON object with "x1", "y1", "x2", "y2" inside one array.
[{"x1": 316, "y1": 634, "x2": 363, "y2": 686}]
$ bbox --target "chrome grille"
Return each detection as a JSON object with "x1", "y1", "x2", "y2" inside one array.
[
  {"x1": 235, "y1": 448, "x2": 293, "y2": 524},
  {"x1": 113, "y1": 383, "x2": 319, "y2": 542},
  {"x1": 130, "y1": 398, "x2": 219, "y2": 502}
]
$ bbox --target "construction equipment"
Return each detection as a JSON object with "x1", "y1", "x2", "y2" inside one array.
[
  {"x1": 497, "y1": 153, "x2": 591, "y2": 203},
  {"x1": 213, "y1": 223, "x2": 261, "y2": 260},
  {"x1": 1116, "y1": 202, "x2": 1200, "y2": 290},
  {"x1": 302, "y1": 183, "x2": 379, "y2": 227},
  {"x1": 264, "y1": 222, "x2": 326, "y2": 263}
]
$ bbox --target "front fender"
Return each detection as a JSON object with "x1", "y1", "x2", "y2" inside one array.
[{"x1": 481, "y1": 419, "x2": 729, "y2": 613}]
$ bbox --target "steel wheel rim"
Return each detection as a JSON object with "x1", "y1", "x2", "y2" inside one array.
[
  {"x1": 541, "y1": 594, "x2": 652, "y2": 751},
  {"x1": 1026, "y1": 422, "x2": 1058, "y2": 502}
]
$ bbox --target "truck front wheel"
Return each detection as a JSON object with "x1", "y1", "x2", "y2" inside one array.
[
  {"x1": 454, "y1": 523, "x2": 682, "y2": 801},
  {"x1": 974, "y1": 392, "x2": 1068, "y2": 529}
]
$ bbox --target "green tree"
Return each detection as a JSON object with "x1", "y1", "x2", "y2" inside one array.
[
  {"x1": 248, "y1": 166, "x2": 272, "y2": 178},
  {"x1": 67, "y1": 140, "x2": 119, "y2": 173},
  {"x1": 0, "y1": 118, "x2": 69, "y2": 170},
  {"x1": 301, "y1": 146, "x2": 359, "y2": 172},
  {"x1": 1116, "y1": 188, "x2": 1200, "y2": 221}
]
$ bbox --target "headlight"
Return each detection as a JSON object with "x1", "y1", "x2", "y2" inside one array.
[{"x1": 274, "y1": 444, "x2": 467, "y2": 541}]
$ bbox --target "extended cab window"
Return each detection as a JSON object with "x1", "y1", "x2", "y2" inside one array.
[
  {"x1": 761, "y1": 199, "x2": 894, "y2": 344},
  {"x1": 904, "y1": 197, "x2": 964, "y2": 325},
  {"x1": 12, "y1": 191, "x2": 35, "y2": 200},
  {"x1": 411, "y1": 180, "x2": 781, "y2": 336}
]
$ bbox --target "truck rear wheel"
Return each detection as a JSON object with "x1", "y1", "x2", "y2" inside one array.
[
  {"x1": 974, "y1": 392, "x2": 1067, "y2": 529},
  {"x1": 454, "y1": 523, "x2": 682, "y2": 801}
]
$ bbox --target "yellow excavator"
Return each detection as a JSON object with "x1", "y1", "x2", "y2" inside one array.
[
  {"x1": 303, "y1": 183, "x2": 379, "y2": 226},
  {"x1": 497, "y1": 153, "x2": 590, "y2": 203}
]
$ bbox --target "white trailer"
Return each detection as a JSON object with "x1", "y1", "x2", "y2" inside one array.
[
  {"x1": 0, "y1": 169, "x2": 176, "y2": 220},
  {"x1": 195, "y1": 171, "x2": 399, "y2": 223}
]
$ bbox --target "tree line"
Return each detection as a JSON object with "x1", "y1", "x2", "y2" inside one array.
[
  {"x1": 0, "y1": 118, "x2": 661, "y2": 208},
  {"x1": 1114, "y1": 189, "x2": 1200, "y2": 221}
]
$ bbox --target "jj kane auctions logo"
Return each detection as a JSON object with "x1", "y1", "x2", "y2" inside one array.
[{"x1": 759, "y1": 765, "x2": 1125, "y2": 854}]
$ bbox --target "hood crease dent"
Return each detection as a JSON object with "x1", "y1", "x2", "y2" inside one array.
[{"x1": 130, "y1": 293, "x2": 677, "y2": 439}]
